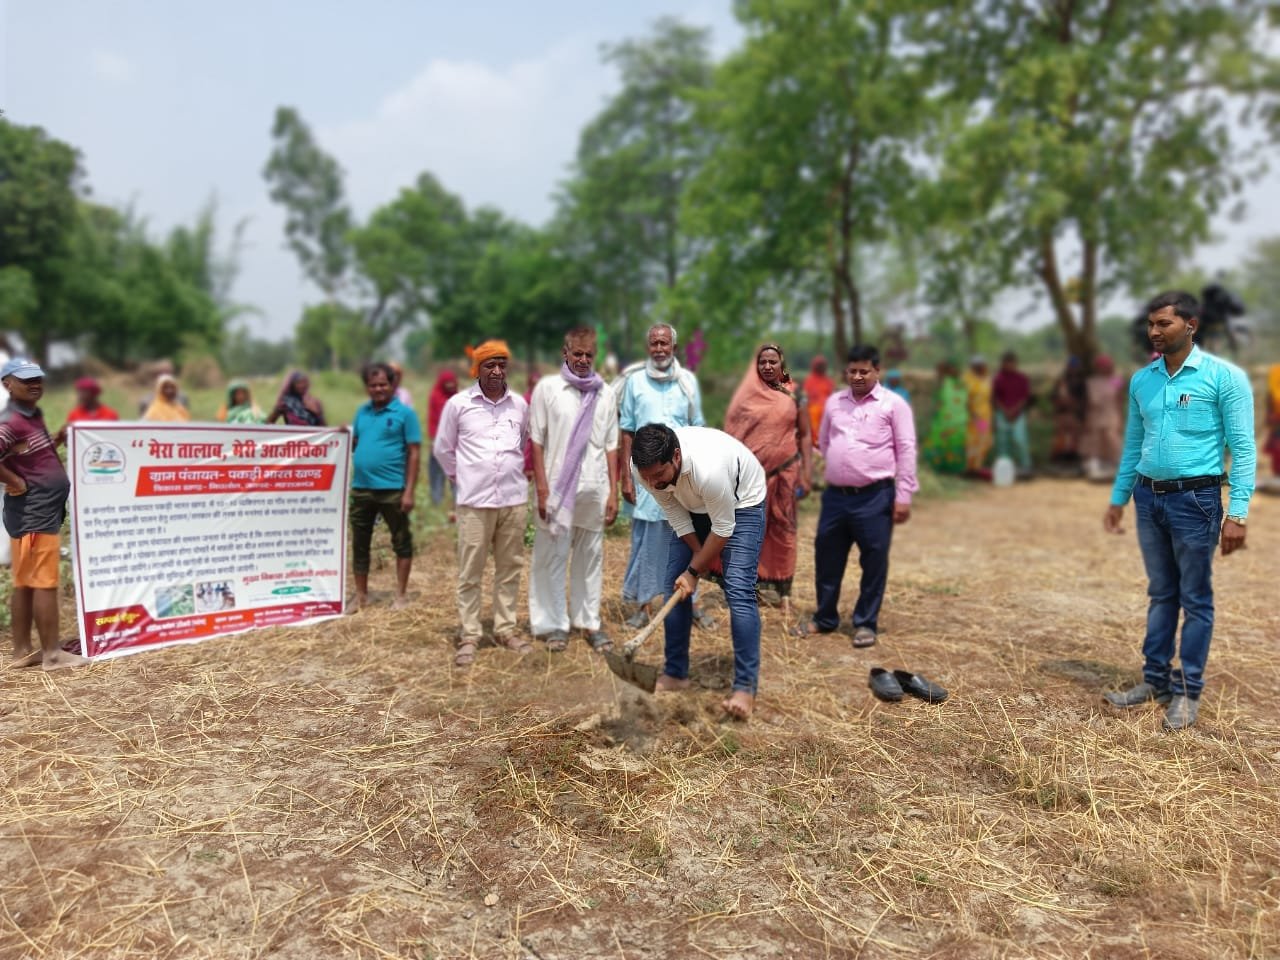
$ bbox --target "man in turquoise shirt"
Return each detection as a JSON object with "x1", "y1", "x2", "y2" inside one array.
[
  {"x1": 351, "y1": 362, "x2": 422, "y2": 611},
  {"x1": 1102, "y1": 291, "x2": 1254, "y2": 730}
]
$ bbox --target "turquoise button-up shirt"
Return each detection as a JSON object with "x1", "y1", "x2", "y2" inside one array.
[{"x1": 1110, "y1": 345, "x2": 1255, "y2": 518}]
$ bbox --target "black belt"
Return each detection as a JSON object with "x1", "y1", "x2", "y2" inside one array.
[
  {"x1": 828, "y1": 477, "x2": 894, "y2": 496},
  {"x1": 1138, "y1": 474, "x2": 1223, "y2": 494}
]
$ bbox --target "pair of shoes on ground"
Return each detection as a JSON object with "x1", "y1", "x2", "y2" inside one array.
[
  {"x1": 868, "y1": 667, "x2": 948, "y2": 703},
  {"x1": 1103, "y1": 682, "x2": 1199, "y2": 730},
  {"x1": 538, "y1": 629, "x2": 613, "y2": 654},
  {"x1": 792, "y1": 621, "x2": 877, "y2": 648}
]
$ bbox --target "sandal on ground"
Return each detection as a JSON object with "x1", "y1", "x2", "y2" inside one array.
[
  {"x1": 852, "y1": 627, "x2": 878, "y2": 648},
  {"x1": 495, "y1": 633, "x2": 533, "y2": 656},
  {"x1": 790, "y1": 620, "x2": 832, "y2": 638},
  {"x1": 624, "y1": 608, "x2": 649, "y2": 629},
  {"x1": 584, "y1": 630, "x2": 613, "y2": 654},
  {"x1": 543, "y1": 630, "x2": 569, "y2": 653},
  {"x1": 454, "y1": 641, "x2": 477, "y2": 668}
]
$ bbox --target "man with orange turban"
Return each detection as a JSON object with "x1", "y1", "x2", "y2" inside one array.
[{"x1": 436, "y1": 340, "x2": 531, "y2": 667}]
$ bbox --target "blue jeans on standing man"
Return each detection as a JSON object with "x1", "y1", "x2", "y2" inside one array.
[
  {"x1": 662, "y1": 505, "x2": 766, "y2": 694},
  {"x1": 813, "y1": 482, "x2": 895, "y2": 633},
  {"x1": 1132, "y1": 482, "x2": 1220, "y2": 698}
]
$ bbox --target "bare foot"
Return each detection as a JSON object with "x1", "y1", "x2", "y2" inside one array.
[
  {"x1": 10, "y1": 650, "x2": 41, "y2": 669},
  {"x1": 721, "y1": 690, "x2": 754, "y2": 720},
  {"x1": 42, "y1": 649, "x2": 90, "y2": 671},
  {"x1": 354, "y1": 593, "x2": 368, "y2": 612},
  {"x1": 654, "y1": 674, "x2": 691, "y2": 694},
  {"x1": 392, "y1": 595, "x2": 409, "y2": 611}
]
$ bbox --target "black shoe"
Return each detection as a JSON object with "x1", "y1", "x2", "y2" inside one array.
[
  {"x1": 892, "y1": 670, "x2": 948, "y2": 704},
  {"x1": 869, "y1": 667, "x2": 903, "y2": 702}
]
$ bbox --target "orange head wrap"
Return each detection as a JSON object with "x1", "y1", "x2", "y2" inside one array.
[{"x1": 466, "y1": 340, "x2": 511, "y2": 379}]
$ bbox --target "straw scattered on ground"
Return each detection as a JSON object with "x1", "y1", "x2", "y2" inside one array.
[{"x1": 2, "y1": 478, "x2": 1278, "y2": 959}]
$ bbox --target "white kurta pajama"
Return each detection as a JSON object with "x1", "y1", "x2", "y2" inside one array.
[{"x1": 528, "y1": 372, "x2": 619, "y2": 635}]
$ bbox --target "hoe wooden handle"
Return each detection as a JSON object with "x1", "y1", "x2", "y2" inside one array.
[{"x1": 622, "y1": 586, "x2": 687, "y2": 658}]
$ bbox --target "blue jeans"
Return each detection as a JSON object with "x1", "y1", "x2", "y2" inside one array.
[
  {"x1": 813, "y1": 484, "x2": 895, "y2": 632},
  {"x1": 428, "y1": 450, "x2": 452, "y2": 506},
  {"x1": 994, "y1": 412, "x2": 1031, "y2": 470},
  {"x1": 1133, "y1": 483, "x2": 1220, "y2": 698},
  {"x1": 662, "y1": 506, "x2": 766, "y2": 694}
]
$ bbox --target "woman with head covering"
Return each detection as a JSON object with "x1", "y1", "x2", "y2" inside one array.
[
  {"x1": 427, "y1": 369, "x2": 459, "y2": 506},
  {"x1": 922, "y1": 361, "x2": 967, "y2": 475},
  {"x1": 1081, "y1": 354, "x2": 1125, "y2": 481},
  {"x1": 217, "y1": 381, "x2": 266, "y2": 424},
  {"x1": 723, "y1": 343, "x2": 812, "y2": 606},
  {"x1": 268, "y1": 371, "x2": 326, "y2": 427},
  {"x1": 142, "y1": 374, "x2": 191, "y2": 422}
]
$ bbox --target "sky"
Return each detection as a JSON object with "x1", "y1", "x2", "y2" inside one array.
[
  {"x1": 3, "y1": 0, "x2": 1278, "y2": 345},
  {"x1": 1, "y1": 0, "x2": 741, "y2": 340}
]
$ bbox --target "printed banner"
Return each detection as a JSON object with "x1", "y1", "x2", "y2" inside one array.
[{"x1": 68, "y1": 424, "x2": 351, "y2": 660}]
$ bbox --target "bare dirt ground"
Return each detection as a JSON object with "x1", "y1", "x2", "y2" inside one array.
[{"x1": 2, "y1": 478, "x2": 1277, "y2": 960}]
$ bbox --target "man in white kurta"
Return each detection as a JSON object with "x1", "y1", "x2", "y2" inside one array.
[{"x1": 529, "y1": 328, "x2": 620, "y2": 652}]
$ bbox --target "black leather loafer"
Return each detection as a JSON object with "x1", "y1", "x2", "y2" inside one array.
[
  {"x1": 892, "y1": 670, "x2": 949, "y2": 704},
  {"x1": 869, "y1": 667, "x2": 904, "y2": 702}
]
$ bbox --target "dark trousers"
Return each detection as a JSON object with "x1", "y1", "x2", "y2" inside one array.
[
  {"x1": 813, "y1": 485, "x2": 895, "y2": 633},
  {"x1": 350, "y1": 488, "x2": 413, "y2": 575}
]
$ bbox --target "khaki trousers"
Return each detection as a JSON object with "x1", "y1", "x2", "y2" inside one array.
[{"x1": 456, "y1": 504, "x2": 525, "y2": 643}]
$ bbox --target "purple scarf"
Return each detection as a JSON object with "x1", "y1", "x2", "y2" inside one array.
[{"x1": 546, "y1": 362, "x2": 604, "y2": 536}]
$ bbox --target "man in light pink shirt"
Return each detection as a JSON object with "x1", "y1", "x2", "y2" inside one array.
[
  {"x1": 794, "y1": 344, "x2": 918, "y2": 648},
  {"x1": 433, "y1": 340, "x2": 531, "y2": 667}
]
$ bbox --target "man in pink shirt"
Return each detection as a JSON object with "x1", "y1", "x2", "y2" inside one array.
[
  {"x1": 794, "y1": 344, "x2": 918, "y2": 647},
  {"x1": 433, "y1": 340, "x2": 531, "y2": 667}
]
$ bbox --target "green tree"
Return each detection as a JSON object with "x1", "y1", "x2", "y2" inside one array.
[
  {"x1": 678, "y1": 0, "x2": 936, "y2": 360},
  {"x1": 263, "y1": 107, "x2": 352, "y2": 300},
  {"x1": 0, "y1": 120, "x2": 85, "y2": 362},
  {"x1": 556, "y1": 18, "x2": 714, "y2": 348},
  {"x1": 294, "y1": 302, "x2": 375, "y2": 371},
  {"x1": 932, "y1": 1, "x2": 1280, "y2": 362}
]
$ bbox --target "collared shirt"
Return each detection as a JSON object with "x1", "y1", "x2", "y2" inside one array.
[
  {"x1": 1111, "y1": 345, "x2": 1255, "y2": 517},
  {"x1": 819, "y1": 383, "x2": 919, "y2": 504},
  {"x1": 529, "y1": 372, "x2": 619, "y2": 532},
  {"x1": 638, "y1": 427, "x2": 766, "y2": 539},
  {"x1": 434, "y1": 383, "x2": 529, "y2": 509},
  {"x1": 351, "y1": 398, "x2": 422, "y2": 490},
  {"x1": 0, "y1": 404, "x2": 70, "y2": 537},
  {"x1": 618, "y1": 368, "x2": 705, "y2": 522}
]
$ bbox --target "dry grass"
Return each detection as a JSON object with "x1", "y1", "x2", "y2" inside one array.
[{"x1": 2, "y1": 479, "x2": 1279, "y2": 959}]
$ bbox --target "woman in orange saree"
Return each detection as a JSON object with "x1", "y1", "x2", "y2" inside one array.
[{"x1": 724, "y1": 344, "x2": 812, "y2": 604}]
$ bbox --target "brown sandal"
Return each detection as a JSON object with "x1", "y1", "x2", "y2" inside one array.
[
  {"x1": 496, "y1": 633, "x2": 533, "y2": 656},
  {"x1": 454, "y1": 641, "x2": 477, "y2": 667}
]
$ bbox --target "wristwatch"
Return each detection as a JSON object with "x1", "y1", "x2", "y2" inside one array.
[
  {"x1": 685, "y1": 565, "x2": 701, "y2": 579},
  {"x1": 1225, "y1": 515, "x2": 1247, "y2": 526}
]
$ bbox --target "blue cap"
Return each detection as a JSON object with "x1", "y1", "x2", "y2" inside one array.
[{"x1": 0, "y1": 358, "x2": 45, "y2": 381}]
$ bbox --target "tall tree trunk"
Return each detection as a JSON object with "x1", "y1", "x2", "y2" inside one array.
[
  {"x1": 1037, "y1": 231, "x2": 1085, "y2": 358},
  {"x1": 829, "y1": 272, "x2": 849, "y2": 362},
  {"x1": 1079, "y1": 236, "x2": 1100, "y2": 367}
]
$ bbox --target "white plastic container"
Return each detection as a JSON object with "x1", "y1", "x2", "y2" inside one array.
[{"x1": 992, "y1": 456, "x2": 1016, "y2": 487}]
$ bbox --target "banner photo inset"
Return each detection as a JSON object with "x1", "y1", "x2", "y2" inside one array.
[{"x1": 68, "y1": 424, "x2": 351, "y2": 660}]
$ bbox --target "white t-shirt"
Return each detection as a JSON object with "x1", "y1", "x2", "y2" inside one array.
[
  {"x1": 529, "y1": 372, "x2": 619, "y2": 531},
  {"x1": 640, "y1": 426, "x2": 766, "y2": 539}
]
